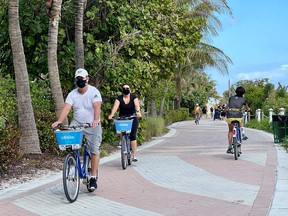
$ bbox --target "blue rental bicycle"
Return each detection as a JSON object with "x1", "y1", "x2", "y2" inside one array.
[
  {"x1": 54, "y1": 124, "x2": 98, "y2": 203},
  {"x1": 113, "y1": 116, "x2": 134, "y2": 170},
  {"x1": 230, "y1": 120, "x2": 242, "y2": 160}
]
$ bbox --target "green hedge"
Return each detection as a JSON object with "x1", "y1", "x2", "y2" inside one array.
[
  {"x1": 163, "y1": 108, "x2": 189, "y2": 125},
  {"x1": 245, "y1": 118, "x2": 273, "y2": 133}
]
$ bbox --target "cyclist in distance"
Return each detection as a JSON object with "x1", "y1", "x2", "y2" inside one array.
[
  {"x1": 226, "y1": 86, "x2": 250, "y2": 153},
  {"x1": 194, "y1": 103, "x2": 201, "y2": 124},
  {"x1": 108, "y1": 84, "x2": 142, "y2": 162},
  {"x1": 52, "y1": 68, "x2": 102, "y2": 190}
]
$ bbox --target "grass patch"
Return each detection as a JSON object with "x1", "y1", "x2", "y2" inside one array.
[
  {"x1": 100, "y1": 143, "x2": 118, "y2": 157},
  {"x1": 144, "y1": 116, "x2": 166, "y2": 140}
]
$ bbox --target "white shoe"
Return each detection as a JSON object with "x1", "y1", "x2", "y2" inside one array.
[
  {"x1": 132, "y1": 156, "x2": 138, "y2": 162},
  {"x1": 117, "y1": 142, "x2": 121, "y2": 148}
]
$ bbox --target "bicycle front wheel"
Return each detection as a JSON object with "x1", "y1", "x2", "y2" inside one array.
[
  {"x1": 63, "y1": 153, "x2": 80, "y2": 203},
  {"x1": 127, "y1": 137, "x2": 131, "y2": 166},
  {"x1": 232, "y1": 138, "x2": 238, "y2": 160},
  {"x1": 121, "y1": 135, "x2": 128, "y2": 170}
]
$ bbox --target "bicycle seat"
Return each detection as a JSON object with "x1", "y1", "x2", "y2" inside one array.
[{"x1": 231, "y1": 120, "x2": 240, "y2": 124}]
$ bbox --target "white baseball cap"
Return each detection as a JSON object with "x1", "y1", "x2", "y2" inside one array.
[{"x1": 75, "y1": 68, "x2": 88, "y2": 78}]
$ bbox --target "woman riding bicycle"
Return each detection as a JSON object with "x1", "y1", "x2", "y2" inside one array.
[
  {"x1": 226, "y1": 86, "x2": 250, "y2": 153},
  {"x1": 108, "y1": 84, "x2": 142, "y2": 162}
]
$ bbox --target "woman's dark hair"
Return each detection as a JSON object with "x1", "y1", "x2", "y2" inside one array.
[{"x1": 235, "y1": 86, "x2": 245, "y2": 96}]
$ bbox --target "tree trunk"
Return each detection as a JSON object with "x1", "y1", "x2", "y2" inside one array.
[
  {"x1": 159, "y1": 85, "x2": 169, "y2": 115},
  {"x1": 159, "y1": 98, "x2": 165, "y2": 116},
  {"x1": 8, "y1": 0, "x2": 41, "y2": 155},
  {"x1": 150, "y1": 99, "x2": 157, "y2": 116},
  {"x1": 174, "y1": 75, "x2": 182, "y2": 109},
  {"x1": 75, "y1": 0, "x2": 85, "y2": 69},
  {"x1": 47, "y1": 0, "x2": 67, "y2": 123}
]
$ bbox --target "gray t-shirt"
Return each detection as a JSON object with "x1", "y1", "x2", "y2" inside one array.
[
  {"x1": 65, "y1": 85, "x2": 102, "y2": 123},
  {"x1": 226, "y1": 95, "x2": 247, "y2": 118}
]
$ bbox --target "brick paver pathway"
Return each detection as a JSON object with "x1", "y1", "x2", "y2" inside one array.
[{"x1": 0, "y1": 118, "x2": 279, "y2": 215}]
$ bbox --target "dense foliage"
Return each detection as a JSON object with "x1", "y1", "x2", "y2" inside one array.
[
  {"x1": 0, "y1": 0, "x2": 240, "y2": 172},
  {"x1": 1, "y1": 0, "x2": 287, "y2": 156}
]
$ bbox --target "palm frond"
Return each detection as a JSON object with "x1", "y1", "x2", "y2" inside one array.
[{"x1": 187, "y1": 42, "x2": 232, "y2": 74}]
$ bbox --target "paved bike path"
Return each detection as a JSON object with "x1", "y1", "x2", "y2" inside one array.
[{"x1": 0, "y1": 119, "x2": 288, "y2": 216}]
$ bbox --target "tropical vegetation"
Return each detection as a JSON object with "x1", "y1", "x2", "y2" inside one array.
[
  {"x1": 1, "y1": 0, "x2": 231, "y2": 158},
  {"x1": 3, "y1": 0, "x2": 286, "y2": 175}
]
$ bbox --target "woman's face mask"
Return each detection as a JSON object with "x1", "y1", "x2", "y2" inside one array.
[
  {"x1": 122, "y1": 88, "x2": 130, "y2": 95},
  {"x1": 76, "y1": 79, "x2": 86, "y2": 88}
]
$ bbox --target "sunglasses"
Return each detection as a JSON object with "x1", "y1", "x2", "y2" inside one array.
[{"x1": 123, "y1": 87, "x2": 130, "y2": 90}]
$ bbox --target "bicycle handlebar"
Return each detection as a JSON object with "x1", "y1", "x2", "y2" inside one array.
[
  {"x1": 54, "y1": 123, "x2": 91, "y2": 131},
  {"x1": 112, "y1": 115, "x2": 137, "y2": 120}
]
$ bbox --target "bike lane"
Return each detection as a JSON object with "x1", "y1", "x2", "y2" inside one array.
[{"x1": 0, "y1": 119, "x2": 287, "y2": 216}]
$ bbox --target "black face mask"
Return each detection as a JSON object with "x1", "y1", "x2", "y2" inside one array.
[
  {"x1": 122, "y1": 89, "x2": 130, "y2": 95},
  {"x1": 76, "y1": 79, "x2": 86, "y2": 88}
]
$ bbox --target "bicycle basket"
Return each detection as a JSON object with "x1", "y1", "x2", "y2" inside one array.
[
  {"x1": 55, "y1": 129, "x2": 83, "y2": 150},
  {"x1": 114, "y1": 119, "x2": 133, "y2": 134}
]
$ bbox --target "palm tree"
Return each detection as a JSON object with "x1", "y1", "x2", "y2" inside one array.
[
  {"x1": 75, "y1": 0, "x2": 85, "y2": 69},
  {"x1": 173, "y1": 0, "x2": 232, "y2": 109},
  {"x1": 47, "y1": 0, "x2": 67, "y2": 123},
  {"x1": 8, "y1": 0, "x2": 41, "y2": 155},
  {"x1": 276, "y1": 83, "x2": 288, "y2": 98}
]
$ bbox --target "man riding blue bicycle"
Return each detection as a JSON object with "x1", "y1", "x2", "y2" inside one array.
[
  {"x1": 52, "y1": 68, "x2": 102, "y2": 190},
  {"x1": 226, "y1": 86, "x2": 250, "y2": 153}
]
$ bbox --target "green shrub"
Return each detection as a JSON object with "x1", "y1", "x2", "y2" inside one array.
[
  {"x1": 281, "y1": 138, "x2": 288, "y2": 151},
  {"x1": 137, "y1": 117, "x2": 147, "y2": 144},
  {"x1": 0, "y1": 76, "x2": 20, "y2": 174},
  {"x1": 144, "y1": 116, "x2": 166, "y2": 140},
  {"x1": 245, "y1": 118, "x2": 273, "y2": 133},
  {"x1": 164, "y1": 108, "x2": 189, "y2": 125},
  {"x1": 30, "y1": 79, "x2": 61, "y2": 154},
  {"x1": 0, "y1": 126, "x2": 21, "y2": 175}
]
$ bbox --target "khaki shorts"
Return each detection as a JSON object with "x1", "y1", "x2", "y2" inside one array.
[
  {"x1": 226, "y1": 118, "x2": 242, "y2": 124},
  {"x1": 70, "y1": 120, "x2": 102, "y2": 156}
]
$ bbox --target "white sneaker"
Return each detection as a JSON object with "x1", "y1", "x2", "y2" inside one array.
[
  {"x1": 117, "y1": 142, "x2": 121, "y2": 148},
  {"x1": 132, "y1": 156, "x2": 138, "y2": 162}
]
